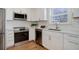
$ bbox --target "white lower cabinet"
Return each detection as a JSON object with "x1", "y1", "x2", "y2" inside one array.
[
  {"x1": 42, "y1": 30, "x2": 63, "y2": 50},
  {"x1": 42, "y1": 30, "x2": 52, "y2": 49},
  {"x1": 43, "y1": 30, "x2": 79, "y2": 50},
  {"x1": 51, "y1": 31, "x2": 63, "y2": 50},
  {"x1": 29, "y1": 28, "x2": 35, "y2": 41},
  {"x1": 5, "y1": 30, "x2": 14, "y2": 49},
  {"x1": 64, "y1": 34, "x2": 79, "y2": 50}
]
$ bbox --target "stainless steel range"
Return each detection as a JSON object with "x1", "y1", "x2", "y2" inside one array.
[{"x1": 14, "y1": 27, "x2": 29, "y2": 43}]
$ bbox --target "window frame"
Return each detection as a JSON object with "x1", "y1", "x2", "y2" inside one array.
[{"x1": 49, "y1": 8, "x2": 72, "y2": 24}]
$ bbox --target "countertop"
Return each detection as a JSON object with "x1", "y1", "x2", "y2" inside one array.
[{"x1": 43, "y1": 29, "x2": 79, "y2": 36}]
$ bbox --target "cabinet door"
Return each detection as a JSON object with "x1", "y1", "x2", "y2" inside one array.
[
  {"x1": 30, "y1": 8, "x2": 39, "y2": 21},
  {"x1": 36, "y1": 8, "x2": 44, "y2": 20},
  {"x1": 5, "y1": 30, "x2": 14, "y2": 49},
  {"x1": 73, "y1": 8, "x2": 79, "y2": 17},
  {"x1": 64, "y1": 34, "x2": 79, "y2": 50},
  {"x1": 28, "y1": 8, "x2": 47, "y2": 21},
  {"x1": 28, "y1": 8, "x2": 39, "y2": 21},
  {"x1": 14, "y1": 8, "x2": 21, "y2": 13},
  {"x1": 34, "y1": 8, "x2": 47, "y2": 21},
  {"x1": 42, "y1": 30, "x2": 52, "y2": 49},
  {"x1": 6, "y1": 8, "x2": 14, "y2": 20},
  {"x1": 20, "y1": 8, "x2": 26, "y2": 13},
  {"x1": 29, "y1": 28, "x2": 35, "y2": 41},
  {"x1": 14, "y1": 8, "x2": 27, "y2": 14},
  {"x1": 51, "y1": 32, "x2": 63, "y2": 50}
]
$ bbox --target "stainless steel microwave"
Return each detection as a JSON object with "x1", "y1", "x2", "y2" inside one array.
[{"x1": 14, "y1": 13, "x2": 27, "y2": 20}]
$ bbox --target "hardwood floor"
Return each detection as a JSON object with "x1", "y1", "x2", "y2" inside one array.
[{"x1": 8, "y1": 41, "x2": 47, "y2": 50}]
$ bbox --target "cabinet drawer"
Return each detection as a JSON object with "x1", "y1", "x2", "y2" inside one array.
[
  {"x1": 6, "y1": 39, "x2": 14, "y2": 48},
  {"x1": 64, "y1": 39, "x2": 79, "y2": 50},
  {"x1": 64, "y1": 34, "x2": 79, "y2": 50},
  {"x1": 65, "y1": 34, "x2": 79, "y2": 43}
]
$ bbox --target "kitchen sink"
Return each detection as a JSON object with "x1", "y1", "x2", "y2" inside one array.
[{"x1": 48, "y1": 29, "x2": 61, "y2": 31}]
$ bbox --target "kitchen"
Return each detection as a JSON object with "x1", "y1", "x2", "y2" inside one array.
[
  {"x1": 5, "y1": 8, "x2": 48, "y2": 50},
  {"x1": 0, "y1": 8, "x2": 79, "y2": 50}
]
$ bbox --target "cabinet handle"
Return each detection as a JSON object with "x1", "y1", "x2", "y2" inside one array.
[{"x1": 49, "y1": 35, "x2": 51, "y2": 40}]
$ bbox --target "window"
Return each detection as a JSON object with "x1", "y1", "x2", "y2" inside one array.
[{"x1": 51, "y1": 8, "x2": 68, "y2": 23}]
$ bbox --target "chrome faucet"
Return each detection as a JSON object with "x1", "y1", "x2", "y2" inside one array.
[
  {"x1": 55, "y1": 23, "x2": 60, "y2": 31},
  {"x1": 56, "y1": 23, "x2": 58, "y2": 29}
]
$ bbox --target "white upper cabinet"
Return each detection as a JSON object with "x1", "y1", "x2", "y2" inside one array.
[
  {"x1": 13, "y1": 8, "x2": 29, "y2": 14},
  {"x1": 28, "y1": 8, "x2": 38, "y2": 21},
  {"x1": 36, "y1": 8, "x2": 47, "y2": 20},
  {"x1": 72, "y1": 8, "x2": 79, "y2": 17},
  {"x1": 27, "y1": 8, "x2": 48, "y2": 21},
  {"x1": 42, "y1": 30, "x2": 52, "y2": 49},
  {"x1": 5, "y1": 8, "x2": 48, "y2": 21},
  {"x1": 6, "y1": 8, "x2": 14, "y2": 20}
]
